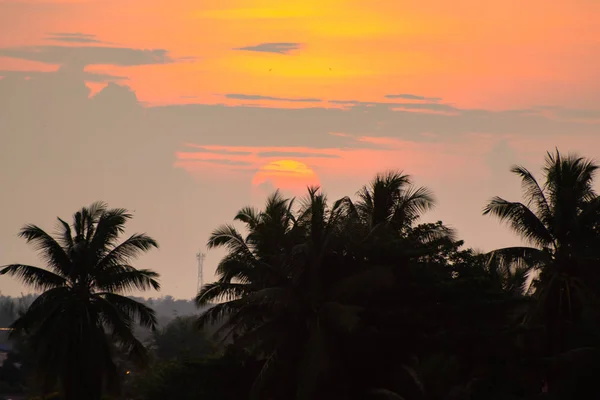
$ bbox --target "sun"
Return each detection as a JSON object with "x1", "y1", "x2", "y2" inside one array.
[{"x1": 251, "y1": 160, "x2": 320, "y2": 199}]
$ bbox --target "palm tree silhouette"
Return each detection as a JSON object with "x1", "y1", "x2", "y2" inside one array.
[
  {"x1": 0, "y1": 201, "x2": 160, "y2": 400},
  {"x1": 484, "y1": 149, "x2": 600, "y2": 356}
]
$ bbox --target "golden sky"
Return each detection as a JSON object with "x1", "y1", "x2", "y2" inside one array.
[
  {"x1": 1, "y1": 0, "x2": 600, "y2": 298},
  {"x1": 2, "y1": 0, "x2": 600, "y2": 108}
]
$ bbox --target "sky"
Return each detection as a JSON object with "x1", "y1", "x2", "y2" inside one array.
[{"x1": 1, "y1": 0, "x2": 600, "y2": 299}]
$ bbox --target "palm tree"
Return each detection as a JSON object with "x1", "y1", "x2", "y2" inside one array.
[
  {"x1": 195, "y1": 190, "x2": 297, "y2": 332},
  {"x1": 197, "y1": 187, "x2": 395, "y2": 399},
  {"x1": 483, "y1": 150, "x2": 600, "y2": 356},
  {"x1": 355, "y1": 170, "x2": 435, "y2": 232},
  {"x1": 0, "y1": 202, "x2": 160, "y2": 400},
  {"x1": 352, "y1": 170, "x2": 455, "y2": 265}
]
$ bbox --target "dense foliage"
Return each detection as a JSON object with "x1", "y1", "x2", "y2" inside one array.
[{"x1": 3, "y1": 150, "x2": 600, "y2": 399}]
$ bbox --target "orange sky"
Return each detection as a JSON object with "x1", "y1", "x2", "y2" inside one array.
[
  {"x1": 2, "y1": 0, "x2": 600, "y2": 299},
  {"x1": 2, "y1": 0, "x2": 600, "y2": 109}
]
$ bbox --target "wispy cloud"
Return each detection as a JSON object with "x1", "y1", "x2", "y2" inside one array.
[
  {"x1": 385, "y1": 93, "x2": 442, "y2": 102},
  {"x1": 46, "y1": 32, "x2": 107, "y2": 44},
  {"x1": 190, "y1": 159, "x2": 253, "y2": 166},
  {"x1": 233, "y1": 42, "x2": 303, "y2": 55},
  {"x1": 257, "y1": 151, "x2": 340, "y2": 158},
  {"x1": 0, "y1": 45, "x2": 181, "y2": 67},
  {"x1": 0, "y1": 68, "x2": 127, "y2": 83},
  {"x1": 182, "y1": 144, "x2": 253, "y2": 155},
  {"x1": 225, "y1": 93, "x2": 321, "y2": 103}
]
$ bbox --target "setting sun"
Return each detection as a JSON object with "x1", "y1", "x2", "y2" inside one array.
[{"x1": 251, "y1": 159, "x2": 320, "y2": 198}]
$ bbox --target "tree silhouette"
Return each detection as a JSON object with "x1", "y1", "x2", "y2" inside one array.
[
  {"x1": 0, "y1": 201, "x2": 160, "y2": 400},
  {"x1": 484, "y1": 150, "x2": 600, "y2": 358}
]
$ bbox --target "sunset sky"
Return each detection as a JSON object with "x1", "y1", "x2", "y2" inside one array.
[{"x1": 1, "y1": 0, "x2": 600, "y2": 298}]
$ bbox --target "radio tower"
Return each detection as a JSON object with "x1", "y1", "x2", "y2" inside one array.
[{"x1": 196, "y1": 251, "x2": 206, "y2": 293}]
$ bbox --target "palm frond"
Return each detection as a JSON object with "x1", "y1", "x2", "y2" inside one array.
[
  {"x1": 0, "y1": 264, "x2": 67, "y2": 291},
  {"x1": 234, "y1": 206, "x2": 261, "y2": 230},
  {"x1": 207, "y1": 224, "x2": 255, "y2": 258},
  {"x1": 483, "y1": 197, "x2": 554, "y2": 247},
  {"x1": 510, "y1": 165, "x2": 553, "y2": 226},
  {"x1": 195, "y1": 300, "x2": 244, "y2": 329},
  {"x1": 485, "y1": 246, "x2": 548, "y2": 294},
  {"x1": 96, "y1": 296, "x2": 150, "y2": 365},
  {"x1": 9, "y1": 286, "x2": 70, "y2": 337},
  {"x1": 90, "y1": 208, "x2": 133, "y2": 259},
  {"x1": 408, "y1": 222, "x2": 456, "y2": 245},
  {"x1": 249, "y1": 348, "x2": 281, "y2": 400},
  {"x1": 195, "y1": 282, "x2": 252, "y2": 305},
  {"x1": 55, "y1": 217, "x2": 74, "y2": 251},
  {"x1": 392, "y1": 185, "x2": 435, "y2": 226},
  {"x1": 17, "y1": 224, "x2": 72, "y2": 276},
  {"x1": 96, "y1": 233, "x2": 158, "y2": 270},
  {"x1": 96, "y1": 292, "x2": 157, "y2": 330},
  {"x1": 93, "y1": 266, "x2": 160, "y2": 293},
  {"x1": 73, "y1": 201, "x2": 108, "y2": 241}
]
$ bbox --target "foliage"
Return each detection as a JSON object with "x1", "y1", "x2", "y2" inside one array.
[
  {"x1": 0, "y1": 202, "x2": 160, "y2": 400},
  {"x1": 5, "y1": 150, "x2": 600, "y2": 400}
]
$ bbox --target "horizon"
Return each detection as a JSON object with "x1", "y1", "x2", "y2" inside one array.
[{"x1": 2, "y1": 0, "x2": 600, "y2": 298}]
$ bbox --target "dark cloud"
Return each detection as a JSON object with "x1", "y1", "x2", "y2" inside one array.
[
  {"x1": 0, "y1": 45, "x2": 179, "y2": 67},
  {"x1": 385, "y1": 94, "x2": 442, "y2": 102},
  {"x1": 46, "y1": 32, "x2": 107, "y2": 44},
  {"x1": 225, "y1": 93, "x2": 321, "y2": 102},
  {"x1": 233, "y1": 42, "x2": 302, "y2": 54},
  {"x1": 257, "y1": 151, "x2": 340, "y2": 158}
]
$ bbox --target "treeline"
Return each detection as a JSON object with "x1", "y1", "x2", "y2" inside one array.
[
  {"x1": 0, "y1": 295, "x2": 198, "y2": 331},
  {"x1": 2, "y1": 149, "x2": 600, "y2": 399}
]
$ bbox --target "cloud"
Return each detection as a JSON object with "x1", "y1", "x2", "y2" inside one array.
[
  {"x1": 3, "y1": 64, "x2": 600, "y2": 301},
  {"x1": 0, "y1": 67, "x2": 127, "y2": 83},
  {"x1": 233, "y1": 43, "x2": 303, "y2": 55},
  {"x1": 0, "y1": 45, "x2": 179, "y2": 67},
  {"x1": 46, "y1": 32, "x2": 107, "y2": 44},
  {"x1": 188, "y1": 159, "x2": 253, "y2": 166},
  {"x1": 385, "y1": 94, "x2": 442, "y2": 102},
  {"x1": 225, "y1": 93, "x2": 321, "y2": 103},
  {"x1": 328, "y1": 99, "x2": 457, "y2": 114},
  {"x1": 3, "y1": 65, "x2": 600, "y2": 155},
  {"x1": 257, "y1": 151, "x2": 340, "y2": 159},
  {"x1": 180, "y1": 144, "x2": 253, "y2": 156}
]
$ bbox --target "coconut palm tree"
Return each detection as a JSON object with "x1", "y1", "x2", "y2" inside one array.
[
  {"x1": 195, "y1": 190, "x2": 297, "y2": 331},
  {"x1": 483, "y1": 149, "x2": 600, "y2": 356},
  {"x1": 0, "y1": 202, "x2": 160, "y2": 400},
  {"x1": 197, "y1": 186, "x2": 396, "y2": 399},
  {"x1": 352, "y1": 170, "x2": 455, "y2": 266},
  {"x1": 355, "y1": 170, "x2": 435, "y2": 232}
]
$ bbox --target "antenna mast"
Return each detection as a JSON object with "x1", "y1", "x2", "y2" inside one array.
[{"x1": 196, "y1": 251, "x2": 206, "y2": 293}]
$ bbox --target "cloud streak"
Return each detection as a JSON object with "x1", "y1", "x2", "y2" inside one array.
[
  {"x1": 0, "y1": 45, "x2": 179, "y2": 67},
  {"x1": 385, "y1": 93, "x2": 442, "y2": 102},
  {"x1": 46, "y1": 32, "x2": 107, "y2": 44},
  {"x1": 257, "y1": 151, "x2": 339, "y2": 158},
  {"x1": 225, "y1": 93, "x2": 321, "y2": 103},
  {"x1": 233, "y1": 42, "x2": 303, "y2": 54}
]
